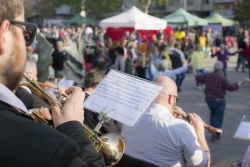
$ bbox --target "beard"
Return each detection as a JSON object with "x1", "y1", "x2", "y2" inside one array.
[{"x1": 1, "y1": 40, "x2": 25, "y2": 91}]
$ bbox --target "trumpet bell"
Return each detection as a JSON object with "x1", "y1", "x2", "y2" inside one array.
[{"x1": 100, "y1": 133, "x2": 125, "y2": 167}]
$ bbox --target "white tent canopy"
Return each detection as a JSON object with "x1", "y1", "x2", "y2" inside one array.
[{"x1": 99, "y1": 6, "x2": 167, "y2": 30}]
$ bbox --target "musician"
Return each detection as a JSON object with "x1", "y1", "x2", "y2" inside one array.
[
  {"x1": 121, "y1": 76, "x2": 210, "y2": 167},
  {"x1": 15, "y1": 60, "x2": 50, "y2": 110},
  {"x1": 83, "y1": 70, "x2": 122, "y2": 134},
  {"x1": 193, "y1": 61, "x2": 249, "y2": 142},
  {"x1": 0, "y1": 1, "x2": 105, "y2": 166}
]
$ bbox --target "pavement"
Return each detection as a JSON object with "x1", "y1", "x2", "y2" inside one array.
[{"x1": 178, "y1": 48, "x2": 250, "y2": 165}]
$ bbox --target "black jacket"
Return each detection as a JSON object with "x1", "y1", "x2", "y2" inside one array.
[
  {"x1": 83, "y1": 93, "x2": 123, "y2": 135},
  {"x1": 15, "y1": 87, "x2": 50, "y2": 110},
  {"x1": 0, "y1": 101, "x2": 105, "y2": 167},
  {"x1": 169, "y1": 50, "x2": 183, "y2": 69}
]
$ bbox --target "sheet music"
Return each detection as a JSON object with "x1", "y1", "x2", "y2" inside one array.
[
  {"x1": 233, "y1": 116, "x2": 250, "y2": 140},
  {"x1": 84, "y1": 70, "x2": 164, "y2": 126}
]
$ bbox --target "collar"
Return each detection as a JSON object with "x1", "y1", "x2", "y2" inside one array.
[
  {"x1": 145, "y1": 103, "x2": 172, "y2": 117},
  {"x1": 0, "y1": 83, "x2": 28, "y2": 113}
]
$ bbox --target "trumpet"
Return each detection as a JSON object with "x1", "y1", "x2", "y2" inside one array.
[
  {"x1": 178, "y1": 112, "x2": 222, "y2": 137},
  {"x1": 21, "y1": 73, "x2": 125, "y2": 167}
]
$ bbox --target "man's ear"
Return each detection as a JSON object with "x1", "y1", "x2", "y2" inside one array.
[
  {"x1": 0, "y1": 20, "x2": 11, "y2": 55},
  {"x1": 167, "y1": 95, "x2": 172, "y2": 105}
]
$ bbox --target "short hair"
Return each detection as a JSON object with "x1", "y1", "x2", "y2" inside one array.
[
  {"x1": 157, "y1": 60, "x2": 169, "y2": 72},
  {"x1": 84, "y1": 70, "x2": 105, "y2": 89},
  {"x1": 24, "y1": 60, "x2": 37, "y2": 73},
  {"x1": 0, "y1": 0, "x2": 24, "y2": 23},
  {"x1": 214, "y1": 61, "x2": 224, "y2": 71},
  {"x1": 97, "y1": 61, "x2": 107, "y2": 72},
  {"x1": 174, "y1": 42, "x2": 181, "y2": 48}
]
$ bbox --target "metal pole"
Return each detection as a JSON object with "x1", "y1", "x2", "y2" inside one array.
[{"x1": 184, "y1": 0, "x2": 187, "y2": 10}]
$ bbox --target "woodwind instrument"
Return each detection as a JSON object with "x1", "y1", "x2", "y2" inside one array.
[{"x1": 180, "y1": 112, "x2": 222, "y2": 137}]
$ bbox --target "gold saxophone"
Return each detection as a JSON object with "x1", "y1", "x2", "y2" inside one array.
[{"x1": 20, "y1": 73, "x2": 125, "y2": 167}]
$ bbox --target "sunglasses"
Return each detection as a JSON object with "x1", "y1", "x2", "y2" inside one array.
[{"x1": 9, "y1": 20, "x2": 37, "y2": 47}]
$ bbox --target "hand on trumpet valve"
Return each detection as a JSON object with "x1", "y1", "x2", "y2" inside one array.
[
  {"x1": 173, "y1": 106, "x2": 186, "y2": 118},
  {"x1": 48, "y1": 86, "x2": 85, "y2": 128},
  {"x1": 188, "y1": 113, "x2": 205, "y2": 135},
  {"x1": 32, "y1": 107, "x2": 52, "y2": 120},
  {"x1": 58, "y1": 86, "x2": 66, "y2": 96}
]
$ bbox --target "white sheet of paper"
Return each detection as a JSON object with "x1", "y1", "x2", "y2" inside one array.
[
  {"x1": 234, "y1": 121, "x2": 250, "y2": 140},
  {"x1": 84, "y1": 70, "x2": 164, "y2": 126},
  {"x1": 47, "y1": 80, "x2": 74, "y2": 93}
]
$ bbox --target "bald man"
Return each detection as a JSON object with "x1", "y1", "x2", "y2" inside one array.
[{"x1": 121, "y1": 76, "x2": 210, "y2": 167}]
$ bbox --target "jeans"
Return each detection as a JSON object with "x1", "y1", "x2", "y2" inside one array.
[
  {"x1": 223, "y1": 68, "x2": 227, "y2": 77},
  {"x1": 196, "y1": 69, "x2": 205, "y2": 87},
  {"x1": 205, "y1": 97, "x2": 226, "y2": 140},
  {"x1": 236, "y1": 54, "x2": 246, "y2": 72},
  {"x1": 176, "y1": 72, "x2": 186, "y2": 89}
]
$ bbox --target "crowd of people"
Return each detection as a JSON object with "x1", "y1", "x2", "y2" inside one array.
[{"x1": 1, "y1": 0, "x2": 250, "y2": 167}]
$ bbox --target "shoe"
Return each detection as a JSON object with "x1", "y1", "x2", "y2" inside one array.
[{"x1": 177, "y1": 88, "x2": 182, "y2": 92}]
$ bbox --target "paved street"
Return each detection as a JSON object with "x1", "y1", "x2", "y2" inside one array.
[{"x1": 178, "y1": 48, "x2": 250, "y2": 165}]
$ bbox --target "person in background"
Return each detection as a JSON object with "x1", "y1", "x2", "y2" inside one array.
[
  {"x1": 159, "y1": 44, "x2": 172, "y2": 69},
  {"x1": 83, "y1": 70, "x2": 123, "y2": 134},
  {"x1": 211, "y1": 44, "x2": 240, "y2": 77},
  {"x1": 193, "y1": 61, "x2": 249, "y2": 142},
  {"x1": 189, "y1": 45, "x2": 206, "y2": 90},
  {"x1": 150, "y1": 59, "x2": 188, "y2": 80},
  {"x1": 171, "y1": 42, "x2": 186, "y2": 92},
  {"x1": 16, "y1": 60, "x2": 50, "y2": 110},
  {"x1": 96, "y1": 61, "x2": 108, "y2": 74},
  {"x1": 236, "y1": 34, "x2": 247, "y2": 72},
  {"x1": 93, "y1": 47, "x2": 112, "y2": 68},
  {"x1": 121, "y1": 76, "x2": 210, "y2": 167},
  {"x1": 199, "y1": 31, "x2": 207, "y2": 53},
  {"x1": 109, "y1": 41, "x2": 119, "y2": 65},
  {"x1": 239, "y1": 47, "x2": 250, "y2": 78},
  {"x1": 52, "y1": 41, "x2": 67, "y2": 78},
  {"x1": 135, "y1": 55, "x2": 146, "y2": 79},
  {"x1": 114, "y1": 46, "x2": 126, "y2": 72}
]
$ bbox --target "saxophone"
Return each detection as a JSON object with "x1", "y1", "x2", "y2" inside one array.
[{"x1": 20, "y1": 73, "x2": 125, "y2": 167}]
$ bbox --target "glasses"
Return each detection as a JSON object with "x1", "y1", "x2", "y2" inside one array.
[
  {"x1": 168, "y1": 94, "x2": 178, "y2": 103},
  {"x1": 9, "y1": 20, "x2": 37, "y2": 47}
]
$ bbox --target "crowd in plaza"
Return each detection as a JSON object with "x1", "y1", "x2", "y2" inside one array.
[{"x1": 1, "y1": 0, "x2": 250, "y2": 167}]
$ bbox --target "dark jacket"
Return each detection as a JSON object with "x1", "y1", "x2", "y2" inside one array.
[
  {"x1": 52, "y1": 50, "x2": 67, "y2": 71},
  {"x1": 135, "y1": 66, "x2": 146, "y2": 79},
  {"x1": 169, "y1": 50, "x2": 183, "y2": 69},
  {"x1": 0, "y1": 101, "x2": 105, "y2": 167},
  {"x1": 83, "y1": 93, "x2": 123, "y2": 135},
  {"x1": 15, "y1": 87, "x2": 50, "y2": 110}
]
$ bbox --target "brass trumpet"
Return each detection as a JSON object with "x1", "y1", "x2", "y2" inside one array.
[
  {"x1": 180, "y1": 112, "x2": 222, "y2": 137},
  {"x1": 21, "y1": 73, "x2": 125, "y2": 167}
]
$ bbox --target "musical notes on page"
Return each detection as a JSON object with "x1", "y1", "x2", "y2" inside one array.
[{"x1": 84, "y1": 70, "x2": 164, "y2": 126}]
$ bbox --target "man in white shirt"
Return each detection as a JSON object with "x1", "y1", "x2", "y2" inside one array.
[{"x1": 121, "y1": 76, "x2": 210, "y2": 167}]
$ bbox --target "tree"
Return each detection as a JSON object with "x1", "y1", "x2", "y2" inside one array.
[
  {"x1": 234, "y1": 0, "x2": 250, "y2": 25},
  {"x1": 34, "y1": 0, "x2": 123, "y2": 19},
  {"x1": 23, "y1": 0, "x2": 34, "y2": 18},
  {"x1": 135, "y1": 0, "x2": 171, "y2": 14},
  {"x1": 83, "y1": 0, "x2": 123, "y2": 19}
]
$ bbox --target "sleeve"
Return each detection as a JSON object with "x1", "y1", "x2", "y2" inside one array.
[
  {"x1": 56, "y1": 121, "x2": 106, "y2": 167},
  {"x1": 195, "y1": 74, "x2": 206, "y2": 84},
  {"x1": 120, "y1": 58, "x2": 126, "y2": 72},
  {"x1": 211, "y1": 51, "x2": 217, "y2": 58},
  {"x1": 167, "y1": 65, "x2": 188, "y2": 76},
  {"x1": 227, "y1": 50, "x2": 238, "y2": 56},
  {"x1": 178, "y1": 123, "x2": 208, "y2": 167},
  {"x1": 223, "y1": 79, "x2": 239, "y2": 91}
]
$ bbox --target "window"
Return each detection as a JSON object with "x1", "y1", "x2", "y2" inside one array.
[
  {"x1": 187, "y1": 0, "x2": 193, "y2": 5},
  {"x1": 203, "y1": 0, "x2": 209, "y2": 4}
]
